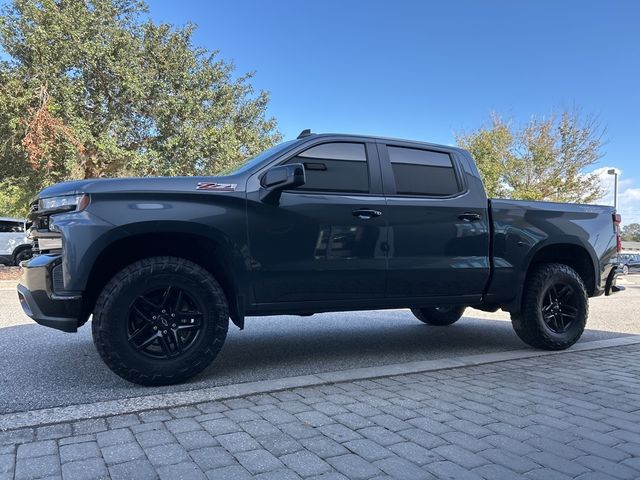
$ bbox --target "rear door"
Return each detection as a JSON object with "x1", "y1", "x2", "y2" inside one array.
[
  {"x1": 379, "y1": 142, "x2": 490, "y2": 302},
  {"x1": 246, "y1": 140, "x2": 389, "y2": 304}
]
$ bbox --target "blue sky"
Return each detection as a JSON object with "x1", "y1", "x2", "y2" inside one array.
[
  {"x1": 145, "y1": 0, "x2": 640, "y2": 221},
  {"x1": 2, "y1": 1, "x2": 639, "y2": 220}
]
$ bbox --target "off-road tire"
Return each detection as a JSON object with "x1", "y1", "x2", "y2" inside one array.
[
  {"x1": 92, "y1": 256, "x2": 229, "y2": 385},
  {"x1": 511, "y1": 263, "x2": 587, "y2": 350},
  {"x1": 411, "y1": 306, "x2": 466, "y2": 326}
]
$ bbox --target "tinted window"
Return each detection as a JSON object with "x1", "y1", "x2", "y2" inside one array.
[
  {"x1": 0, "y1": 221, "x2": 23, "y2": 233},
  {"x1": 285, "y1": 142, "x2": 368, "y2": 193},
  {"x1": 388, "y1": 146, "x2": 460, "y2": 196}
]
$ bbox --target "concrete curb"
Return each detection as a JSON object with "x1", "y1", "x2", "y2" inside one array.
[
  {"x1": 0, "y1": 280, "x2": 18, "y2": 290},
  {"x1": 2, "y1": 335, "x2": 639, "y2": 432}
]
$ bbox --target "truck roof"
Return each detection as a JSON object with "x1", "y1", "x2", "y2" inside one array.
[
  {"x1": 303, "y1": 132, "x2": 469, "y2": 154},
  {"x1": 0, "y1": 217, "x2": 24, "y2": 223}
]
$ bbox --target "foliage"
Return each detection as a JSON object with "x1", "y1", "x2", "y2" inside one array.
[
  {"x1": 456, "y1": 110, "x2": 605, "y2": 203},
  {"x1": 621, "y1": 223, "x2": 640, "y2": 242},
  {"x1": 0, "y1": 0, "x2": 280, "y2": 217}
]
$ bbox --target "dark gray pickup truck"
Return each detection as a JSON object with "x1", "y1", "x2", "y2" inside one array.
[{"x1": 18, "y1": 132, "x2": 623, "y2": 385}]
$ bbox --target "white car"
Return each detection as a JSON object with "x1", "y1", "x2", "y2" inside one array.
[{"x1": 0, "y1": 217, "x2": 33, "y2": 266}]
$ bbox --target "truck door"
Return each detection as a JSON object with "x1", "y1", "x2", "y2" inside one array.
[
  {"x1": 246, "y1": 140, "x2": 388, "y2": 304},
  {"x1": 379, "y1": 142, "x2": 490, "y2": 303}
]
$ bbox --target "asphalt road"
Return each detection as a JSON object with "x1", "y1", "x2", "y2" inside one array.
[{"x1": 1, "y1": 275, "x2": 638, "y2": 415}]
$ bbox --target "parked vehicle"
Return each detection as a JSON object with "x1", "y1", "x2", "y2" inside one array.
[
  {"x1": 618, "y1": 252, "x2": 640, "y2": 275},
  {"x1": 0, "y1": 217, "x2": 32, "y2": 266},
  {"x1": 18, "y1": 131, "x2": 623, "y2": 385}
]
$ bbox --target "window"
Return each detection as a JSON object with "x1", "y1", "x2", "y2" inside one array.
[
  {"x1": 285, "y1": 142, "x2": 369, "y2": 193},
  {"x1": 0, "y1": 221, "x2": 23, "y2": 233},
  {"x1": 388, "y1": 146, "x2": 460, "y2": 196}
]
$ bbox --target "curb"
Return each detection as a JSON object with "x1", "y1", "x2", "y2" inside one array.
[
  {"x1": 0, "y1": 280, "x2": 18, "y2": 291},
  {"x1": 1, "y1": 335, "x2": 639, "y2": 432}
]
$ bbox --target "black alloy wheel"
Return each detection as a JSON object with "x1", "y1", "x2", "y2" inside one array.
[
  {"x1": 511, "y1": 263, "x2": 587, "y2": 350},
  {"x1": 540, "y1": 283, "x2": 579, "y2": 334},
  {"x1": 128, "y1": 286, "x2": 204, "y2": 359}
]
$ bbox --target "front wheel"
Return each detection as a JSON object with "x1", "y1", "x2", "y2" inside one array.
[
  {"x1": 411, "y1": 306, "x2": 466, "y2": 326},
  {"x1": 14, "y1": 248, "x2": 33, "y2": 266},
  {"x1": 92, "y1": 256, "x2": 229, "y2": 385},
  {"x1": 622, "y1": 264, "x2": 629, "y2": 275},
  {"x1": 511, "y1": 263, "x2": 587, "y2": 350}
]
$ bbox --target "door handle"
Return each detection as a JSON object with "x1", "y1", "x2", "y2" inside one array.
[
  {"x1": 352, "y1": 208, "x2": 383, "y2": 220},
  {"x1": 458, "y1": 212, "x2": 481, "y2": 222}
]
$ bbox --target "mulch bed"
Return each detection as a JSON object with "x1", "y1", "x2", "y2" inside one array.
[{"x1": 0, "y1": 266, "x2": 21, "y2": 280}]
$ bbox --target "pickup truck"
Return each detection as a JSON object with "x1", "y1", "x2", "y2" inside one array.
[{"x1": 18, "y1": 131, "x2": 623, "y2": 385}]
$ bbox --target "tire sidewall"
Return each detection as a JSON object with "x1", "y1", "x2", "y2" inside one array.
[{"x1": 95, "y1": 262, "x2": 228, "y2": 382}]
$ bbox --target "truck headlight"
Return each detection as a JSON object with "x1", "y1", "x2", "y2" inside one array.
[{"x1": 38, "y1": 194, "x2": 90, "y2": 213}]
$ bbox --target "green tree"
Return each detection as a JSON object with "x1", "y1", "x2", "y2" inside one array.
[
  {"x1": 0, "y1": 0, "x2": 280, "y2": 217},
  {"x1": 456, "y1": 110, "x2": 605, "y2": 203},
  {"x1": 621, "y1": 223, "x2": 640, "y2": 242}
]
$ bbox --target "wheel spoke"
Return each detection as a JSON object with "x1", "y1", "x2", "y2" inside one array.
[
  {"x1": 159, "y1": 286, "x2": 174, "y2": 309},
  {"x1": 561, "y1": 304, "x2": 579, "y2": 316},
  {"x1": 158, "y1": 334, "x2": 173, "y2": 357},
  {"x1": 135, "y1": 295, "x2": 160, "y2": 313},
  {"x1": 174, "y1": 289, "x2": 184, "y2": 312},
  {"x1": 134, "y1": 331, "x2": 159, "y2": 351},
  {"x1": 128, "y1": 323, "x2": 153, "y2": 343},
  {"x1": 132, "y1": 305, "x2": 153, "y2": 323},
  {"x1": 170, "y1": 329, "x2": 184, "y2": 354},
  {"x1": 556, "y1": 285, "x2": 572, "y2": 300}
]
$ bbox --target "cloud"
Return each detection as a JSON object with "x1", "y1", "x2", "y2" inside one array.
[{"x1": 590, "y1": 167, "x2": 640, "y2": 225}]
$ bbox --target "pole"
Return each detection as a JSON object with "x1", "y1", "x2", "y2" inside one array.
[{"x1": 614, "y1": 172, "x2": 618, "y2": 211}]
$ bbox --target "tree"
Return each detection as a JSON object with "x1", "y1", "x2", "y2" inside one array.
[
  {"x1": 622, "y1": 223, "x2": 640, "y2": 242},
  {"x1": 0, "y1": 0, "x2": 280, "y2": 217},
  {"x1": 456, "y1": 110, "x2": 605, "y2": 203}
]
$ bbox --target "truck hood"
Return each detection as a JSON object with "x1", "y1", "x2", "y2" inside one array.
[{"x1": 37, "y1": 175, "x2": 244, "y2": 198}]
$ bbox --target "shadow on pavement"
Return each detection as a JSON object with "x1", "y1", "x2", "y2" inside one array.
[{"x1": 0, "y1": 310, "x2": 631, "y2": 415}]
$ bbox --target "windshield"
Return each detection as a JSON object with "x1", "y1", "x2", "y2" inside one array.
[{"x1": 230, "y1": 140, "x2": 298, "y2": 174}]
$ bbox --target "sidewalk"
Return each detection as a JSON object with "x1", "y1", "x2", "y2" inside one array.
[{"x1": 2, "y1": 344, "x2": 640, "y2": 480}]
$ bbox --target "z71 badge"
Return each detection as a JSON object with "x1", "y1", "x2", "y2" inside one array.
[{"x1": 196, "y1": 182, "x2": 237, "y2": 191}]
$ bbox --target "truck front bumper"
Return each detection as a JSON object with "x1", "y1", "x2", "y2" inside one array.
[{"x1": 17, "y1": 254, "x2": 82, "y2": 333}]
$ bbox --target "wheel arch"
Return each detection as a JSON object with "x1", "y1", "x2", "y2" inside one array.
[
  {"x1": 514, "y1": 240, "x2": 597, "y2": 312},
  {"x1": 81, "y1": 226, "x2": 248, "y2": 329}
]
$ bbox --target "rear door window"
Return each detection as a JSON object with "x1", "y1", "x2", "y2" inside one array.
[{"x1": 388, "y1": 146, "x2": 460, "y2": 196}]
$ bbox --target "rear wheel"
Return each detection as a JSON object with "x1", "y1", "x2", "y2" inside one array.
[
  {"x1": 92, "y1": 256, "x2": 229, "y2": 385},
  {"x1": 511, "y1": 263, "x2": 587, "y2": 350},
  {"x1": 623, "y1": 264, "x2": 629, "y2": 275},
  {"x1": 411, "y1": 306, "x2": 466, "y2": 326}
]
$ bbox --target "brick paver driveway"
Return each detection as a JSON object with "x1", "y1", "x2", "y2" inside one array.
[{"x1": 2, "y1": 344, "x2": 640, "y2": 480}]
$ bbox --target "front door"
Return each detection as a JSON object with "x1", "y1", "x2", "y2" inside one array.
[{"x1": 247, "y1": 140, "x2": 388, "y2": 304}]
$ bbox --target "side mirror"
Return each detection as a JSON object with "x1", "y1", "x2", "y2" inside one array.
[{"x1": 260, "y1": 163, "x2": 306, "y2": 203}]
